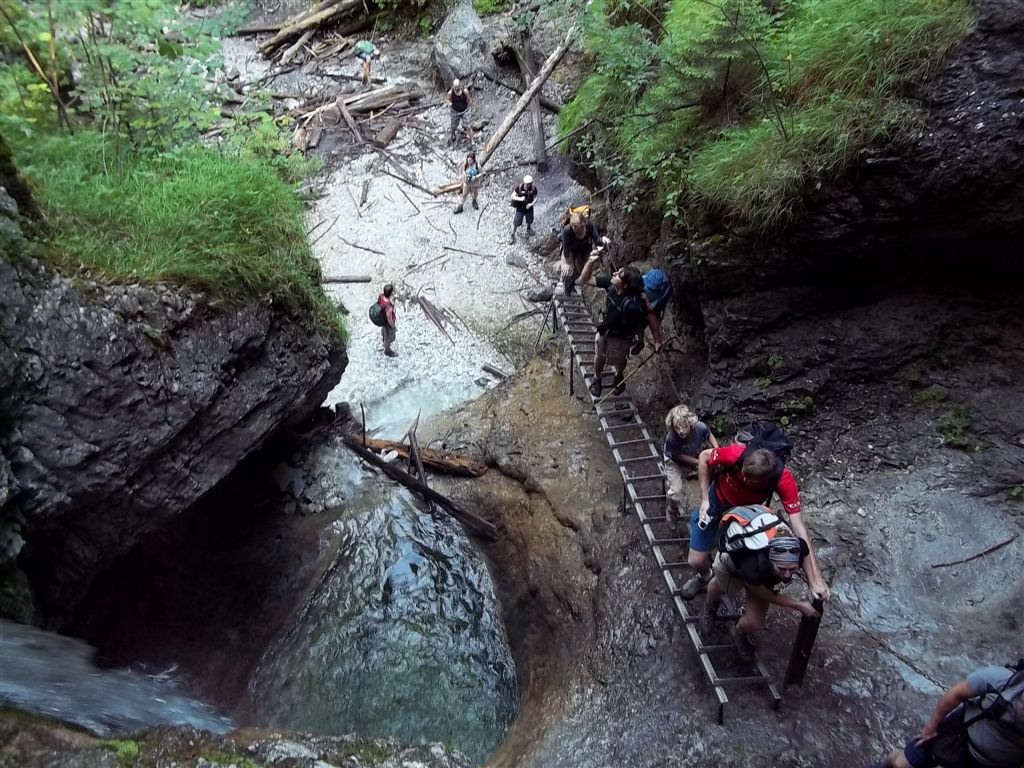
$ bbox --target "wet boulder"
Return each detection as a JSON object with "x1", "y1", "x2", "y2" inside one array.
[{"x1": 433, "y1": 0, "x2": 489, "y2": 85}]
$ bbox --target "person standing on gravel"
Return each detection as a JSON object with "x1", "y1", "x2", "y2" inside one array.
[
  {"x1": 509, "y1": 175, "x2": 537, "y2": 245},
  {"x1": 559, "y1": 212, "x2": 609, "y2": 296},
  {"x1": 354, "y1": 40, "x2": 380, "y2": 86},
  {"x1": 446, "y1": 78, "x2": 473, "y2": 146},
  {"x1": 377, "y1": 283, "x2": 398, "y2": 357},
  {"x1": 453, "y1": 152, "x2": 481, "y2": 214}
]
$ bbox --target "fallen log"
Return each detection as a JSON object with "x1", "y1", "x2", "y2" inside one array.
[
  {"x1": 321, "y1": 274, "x2": 372, "y2": 284},
  {"x1": 360, "y1": 437, "x2": 488, "y2": 477},
  {"x1": 482, "y1": 364, "x2": 511, "y2": 380},
  {"x1": 339, "y1": 102, "x2": 362, "y2": 142},
  {"x1": 279, "y1": 28, "x2": 314, "y2": 65},
  {"x1": 258, "y1": 0, "x2": 362, "y2": 55},
  {"x1": 514, "y1": 38, "x2": 548, "y2": 173},
  {"x1": 342, "y1": 435, "x2": 497, "y2": 539},
  {"x1": 478, "y1": 25, "x2": 575, "y2": 167},
  {"x1": 480, "y1": 70, "x2": 562, "y2": 114}
]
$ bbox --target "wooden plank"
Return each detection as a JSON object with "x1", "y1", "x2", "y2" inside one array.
[
  {"x1": 372, "y1": 118, "x2": 402, "y2": 148},
  {"x1": 321, "y1": 274, "x2": 372, "y2": 284},
  {"x1": 359, "y1": 436, "x2": 488, "y2": 477},
  {"x1": 342, "y1": 436, "x2": 496, "y2": 539}
]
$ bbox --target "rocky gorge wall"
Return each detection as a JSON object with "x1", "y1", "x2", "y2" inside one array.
[
  {"x1": 0, "y1": 162, "x2": 347, "y2": 626},
  {"x1": 604, "y1": 0, "x2": 1024, "y2": 445}
]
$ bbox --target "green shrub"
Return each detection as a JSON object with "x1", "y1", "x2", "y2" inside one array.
[
  {"x1": 9, "y1": 131, "x2": 341, "y2": 337},
  {"x1": 473, "y1": 0, "x2": 507, "y2": 13},
  {"x1": 560, "y1": 0, "x2": 973, "y2": 226}
]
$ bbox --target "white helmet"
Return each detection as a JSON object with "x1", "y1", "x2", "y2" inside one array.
[
  {"x1": 523, "y1": 174, "x2": 534, "y2": 185},
  {"x1": 452, "y1": 78, "x2": 461, "y2": 88}
]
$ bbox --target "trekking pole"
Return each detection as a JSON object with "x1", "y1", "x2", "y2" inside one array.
[{"x1": 594, "y1": 336, "x2": 676, "y2": 408}]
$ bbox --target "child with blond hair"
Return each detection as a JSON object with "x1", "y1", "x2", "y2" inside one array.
[{"x1": 662, "y1": 405, "x2": 718, "y2": 530}]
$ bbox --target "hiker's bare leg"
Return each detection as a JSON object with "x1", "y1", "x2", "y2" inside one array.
[
  {"x1": 737, "y1": 591, "x2": 769, "y2": 635},
  {"x1": 884, "y1": 750, "x2": 912, "y2": 768},
  {"x1": 593, "y1": 332, "x2": 608, "y2": 381},
  {"x1": 362, "y1": 59, "x2": 371, "y2": 85},
  {"x1": 687, "y1": 548, "x2": 711, "y2": 573}
]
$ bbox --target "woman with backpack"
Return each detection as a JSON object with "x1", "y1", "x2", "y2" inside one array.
[
  {"x1": 453, "y1": 152, "x2": 481, "y2": 214},
  {"x1": 699, "y1": 509, "x2": 820, "y2": 662}
]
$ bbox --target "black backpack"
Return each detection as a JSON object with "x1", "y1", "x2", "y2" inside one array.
[
  {"x1": 368, "y1": 300, "x2": 385, "y2": 327},
  {"x1": 602, "y1": 291, "x2": 648, "y2": 337},
  {"x1": 727, "y1": 421, "x2": 793, "y2": 505}
]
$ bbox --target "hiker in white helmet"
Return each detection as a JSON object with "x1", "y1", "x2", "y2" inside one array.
[
  {"x1": 509, "y1": 175, "x2": 537, "y2": 245},
  {"x1": 446, "y1": 78, "x2": 473, "y2": 146}
]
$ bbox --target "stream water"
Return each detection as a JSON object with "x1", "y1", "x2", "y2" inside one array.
[
  {"x1": 248, "y1": 444, "x2": 519, "y2": 763},
  {"x1": 0, "y1": 619, "x2": 233, "y2": 736}
]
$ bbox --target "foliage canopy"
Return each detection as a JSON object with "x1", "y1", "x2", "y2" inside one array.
[{"x1": 559, "y1": 0, "x2": 973, "y2": 226}]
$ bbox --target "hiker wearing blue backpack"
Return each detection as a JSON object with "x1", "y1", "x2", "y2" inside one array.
[
  {"x1": 873, "y1": 662, "x2": 1024, "y2": 768},
  {"x1": 699, "y1": 506, "x2": 820, "y2": 662},
  {"x1": 631, "y1": 269, "x2": 673, "y2": 355},
  {"x1": 678, "y1": 423, "x2": 829, "y2": 603}
]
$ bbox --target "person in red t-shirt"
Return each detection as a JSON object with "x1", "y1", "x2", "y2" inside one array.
[{"x1": 678, "y1": 443, "x2": 830, "y2": 601}]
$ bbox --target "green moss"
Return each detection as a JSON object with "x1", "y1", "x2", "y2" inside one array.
[
  {"x1": 102, "y1": 739, "x2": 140, "y2": 765},
  {"x1": 937, "y1": 406, "x2": 975, "y2": 450},
  {"x1": 8, "y1": 131, "x2": 343, "y2": 339}
]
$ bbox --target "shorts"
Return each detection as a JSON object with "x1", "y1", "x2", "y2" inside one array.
[
  {"x1": 712, "y1": 552, "x2": 746, "y2": 596},
  {"x1": 513, "y1": 208, "x2": 534, "y2": 227},
  {"x1": 902, "y1": 708, "x2": 978, "y2": 768},
  {"x1": 688, "y1": 480, "x2": 725, "y2": 553},
  {"x1": 450, "y1": 109, "x2": 469, "y2": 132},
  {"x1": 594, "y1": 332, "x2": 630, "y2": 375},
  {"x1": 663, "y1": 460, "x2": 686, "y2": 507}
]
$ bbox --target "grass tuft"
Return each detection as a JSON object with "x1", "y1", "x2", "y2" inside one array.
[
  {"x1": 10, "y1": 131, "x2": 342, "y2": 338},
  {"x1": 560, "y1": 0, "x2": 974, "y2": 226}
]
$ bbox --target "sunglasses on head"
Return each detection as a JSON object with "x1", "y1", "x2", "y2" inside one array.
[{"x1": 770, "y1": 545, "x2": 801, "y2": 554}]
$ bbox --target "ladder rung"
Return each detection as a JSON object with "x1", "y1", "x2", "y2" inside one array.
[
  {"x1": 714, "y1": 675, "x2": 772, "y2": 685},
  {"x1": 660, "y1": 561, "x2": 690, "y2": 569},
  {"x1": 604, "y1": 423, "x2": 644, "y2": 432},
  {"x1": 633, "y1": 493, "x2": 667, "y2": 501},
  {"x1": 652, "y1": 537, "x2": 689, "y2": 545},
  {"x1": 618, "y1": 455, "x2": 660, "y2": 464},
  {"x1": 608, "y1": 437, "x2": 650, "y2": 447},
  {"x1": 623, "y1": 473, "x2": 664, "y2": 481}
]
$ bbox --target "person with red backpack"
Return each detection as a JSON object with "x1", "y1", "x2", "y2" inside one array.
[
  {"x1": 678, "y1": 423, "x2": 829, "y2": 602},
  {"x1": 699, "y1": 506, "x2": 820, "y2": 662}
]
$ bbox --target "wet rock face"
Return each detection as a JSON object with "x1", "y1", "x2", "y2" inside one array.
[
  {"x1": 608, "y1": 0, "x2": 1024, "y2": 424},
  {"x1": 0, "y1": 257, "x2": 347, "y2": 623}
]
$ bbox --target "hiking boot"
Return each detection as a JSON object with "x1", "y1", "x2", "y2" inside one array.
[
  {"x1": 699, "y1": 599, "x2": 720, "y2": 640},
  {"x1": 526, "y1": 227, "x2": 535, "y2": 237},
  {"x1": 509, "y1": 233, "x2": 516, "y2": 245},
  {"x1": 384, "y1": 349, "x2": 398, "y2": 358},
  {"x1": 588, "y1": 379, "x2": 602, "y2": 398},
  {"x1": 471, "y1": 198, "x2": 479, "y2": 210},
  {"x1": 731, "y1": 625, "x2": 756, "y2": 664},
  {"x1": 630, "y1": 338, "x2": 645, "y2": 356},
  {"x1": 453, "y1": 204, "x2": 464, "y2": 214},
  {"x1": 612, "y1": 374, "x2": 625, "y2": 396},
  {"x1": 664, "y1": 503, "x2": 678, "y2": 533},
  {"x1": 679, "y1": 570, "x2": 711, "y2": 600}
]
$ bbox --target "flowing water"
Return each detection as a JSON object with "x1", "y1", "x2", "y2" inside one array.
[
  {"x1": 0, "y1": 619, "x2": 233, "y2": 736},
  {"x1": 248, "y1": 442, "x2": 518, "y2": 764}
]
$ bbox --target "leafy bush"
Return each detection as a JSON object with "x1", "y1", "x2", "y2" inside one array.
[
  {"x1": 473, "y1": 0, "x2": 508, "y2": 13},
  {"x1": 560, "y1": 0, "x2": 973, "y2": 226},
  {"x1": 9, "y1": 131, "x2": 341, "y2": 336}
]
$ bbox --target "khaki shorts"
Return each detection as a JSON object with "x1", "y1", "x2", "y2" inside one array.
[
  {"x1": 712, "y1": 552, "x2": 747, "y2": 596},
  {"x1": 663, "y1": 459, "x2": 686, "y2": 507}
]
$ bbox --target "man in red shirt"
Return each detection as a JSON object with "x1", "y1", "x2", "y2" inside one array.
[{"x1": 679, "y1": 443, "x2": 830, "y2": 601}]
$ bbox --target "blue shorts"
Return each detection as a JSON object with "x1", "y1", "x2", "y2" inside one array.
[
  {"x1": 902, "y1": 708, "x2": 971, "y2": 768},
  {"x1": 688, "y1": 481, "x2": 725, "y2": 552}
]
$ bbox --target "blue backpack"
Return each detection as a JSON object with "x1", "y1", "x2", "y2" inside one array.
[{"x1": 643, "y1": 269, "x2": 673, "y2": 318}]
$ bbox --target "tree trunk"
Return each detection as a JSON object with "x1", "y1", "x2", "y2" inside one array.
[{"x1": 514, "y1": 37, "x2": 548, "y2": 173}]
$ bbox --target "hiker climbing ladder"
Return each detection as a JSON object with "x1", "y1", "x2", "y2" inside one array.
[{"x1": 548, "y1": 292, "x2": 783, "y2": 722}]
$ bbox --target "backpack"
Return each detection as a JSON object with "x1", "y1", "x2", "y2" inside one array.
[
  {"x1": 930, "y1": 661, "x2": 1024, "y2": 767},
  {"x1": 718, "y1": 505, "x2": 783, "y2": 553},
  {"x1": 727, "y1": 421, "x2": 793, "y2": 505},
  {"x1": 643, "y1": 269, "x2": 673, "y2": 318},
  {"x1": 368, "y1": 300, "x2": 385, "y2": 327},
  {"x1": 560, "y1": 204, "x2": 591, "y2": 228},
  {"x1": 602, "y1": 291, "x2": 648, "y2": 337}
]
